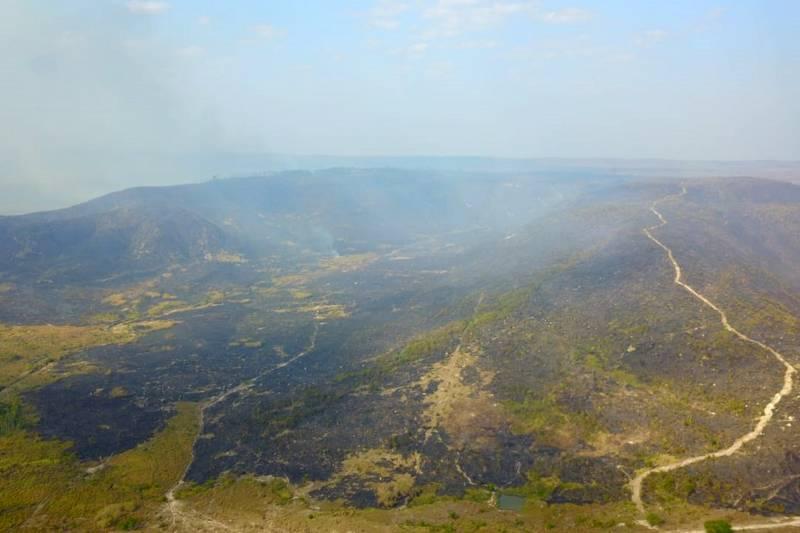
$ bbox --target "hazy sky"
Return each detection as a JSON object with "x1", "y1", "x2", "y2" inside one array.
[{"x1": 2, "y1": 1, "x2": 799, "y2": 212}]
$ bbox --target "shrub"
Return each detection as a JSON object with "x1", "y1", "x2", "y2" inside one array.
[
  {"x1": 646, "y1": 512, "x2": 665, "y2": 526},
  {"x1": 117, "y1": 516, "x2": 140, "y2": 530},
  {"x1": 704, "y1": 519, "x2": 733, "y2": 533},
  {"x1": 0, "y1": 399, "x2": 25, "y2": 435}
]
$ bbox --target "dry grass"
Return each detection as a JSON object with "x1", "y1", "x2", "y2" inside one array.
[
  {"x1": 416, "y1": 346, "x2": 505, "y2": 450},
  {"x1": 273, "y1": 274, "x2": 308, "y2": 287},
  {"x1": 102, "y1": 293, "x2": 128, "y2": 307},
  {"x1": 326, "y1": 447, "x2": 424, "y2": 507},
  {"x1": 289, "y1": 289, "x2": 312, "y2": 300},
  {"x1": 320, "y1": 253, "x2": 378, "y2": 272},
  {"x1": 373, "y1": 474, "x2": 416, "y2": 507},
  {"x1": 296, "y1": 303, "x2": 349, "y2": 320},
  {"x1": 0, "y1": 324, "x2": 134, "y2": 390},
  {"x1": 0, "y1": 320, "x2": 176, "y2": 395},
  {"x1": 340, "y1": 448, "x2": 423, "y2": 478}
]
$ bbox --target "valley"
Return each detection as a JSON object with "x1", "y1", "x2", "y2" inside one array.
[
  {"x1": 2, "y1": 169, "x2": 800, "y2": 531},
  {"x1": 4, "y1": 0, "x2": 799, "y2": 529}
]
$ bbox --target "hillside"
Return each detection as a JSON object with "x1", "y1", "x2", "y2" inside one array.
[
  {"x1": 2, "y1": 170, "x2": 800, "y2": 531},
  {"x1": 0, "y1": 169, "x2": 584, "y2": 284}
]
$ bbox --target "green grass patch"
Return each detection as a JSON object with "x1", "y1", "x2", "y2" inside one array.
[
  {"x1": 0, "y1": 402, "x2": 199, "y2": 530},
  {"x1": 646, "y1": 511, "x2": 666, "y2": 526},
  {"x1": 0, "y1": 397, "x2": 27, "y2": 435},
  {"x1": 704, "y1": 519, "x2": 733, "y2": 533}
]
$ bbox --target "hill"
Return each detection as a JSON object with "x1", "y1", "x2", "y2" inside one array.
[{"x1": 2, "y1": 169, "x2": 800, "y2": 531}]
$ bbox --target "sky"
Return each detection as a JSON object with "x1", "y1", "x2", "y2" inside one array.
[{"x1": 2, "y1": 0, "x2": 800, "y2": 213}]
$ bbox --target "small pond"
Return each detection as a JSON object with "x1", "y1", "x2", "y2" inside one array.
[{"x1": 497, "y1": 493, "x2": 526, "y2": 511}]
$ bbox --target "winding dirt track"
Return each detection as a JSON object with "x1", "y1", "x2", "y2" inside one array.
[
  {"x1": 155, "y1": 191, "x2": 800, "y2": 531},
  {"x1": 163, "y1": 324, "x2": 320, "y2": 531},
  {"x1": 631, "y1": 187, "x2": 798, "y2": 528}
]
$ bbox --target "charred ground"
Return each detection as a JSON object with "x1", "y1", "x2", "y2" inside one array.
[{"x1": 2, "y1": 169, "x2": 800, "y2": 531}]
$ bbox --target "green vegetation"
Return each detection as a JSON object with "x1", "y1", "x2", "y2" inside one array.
[
  {"x1": 504, "y1": 394, "x2": 565, "y2": 434},
  {"x1": 646, "y1": 511, "x2": 666, "y2": 526},
  {"x1": 0, "y1": 398, "x2": 26, "y2": 435},
  {"x1": 704, "y1": 519, "x2": 733, "y2": 533},
  {"x1": 175, "y1": 474, "x2": 298, "y2": 526},
  {"x1": 0, "y1": 402, "x2": 199, "y2": 531},
  {"x1": 0, "y1": 432, "x2": 80, "y2": 530},
  {"x1": 3, "y1": 180, "x2": 797, "y2": 531},
  {"x1": 394, "y1": 322, "x2": 465, "y2": 365},
  {"x1": 401, "y1": 519, "x2": 457, "y2": 532},
  {"x1": 463, "y1": 487, "x2": 493, "y2": 502},
  {"x1": 334, "y1": 321, "x2": 465, "y2": 389},
  {"x1": 406, "y1": 483, "x2": 493, "y2": 508},
  {"x1": 176, "y1": 477, "x2": 642, "y2": 533},
  {"x1": 576, "y1": 341, "x2": 641, "y2": 388},
  {"x1": 503, "y1": 471, "x2": 583, "y2": 502},
  {"x1": 503, "y1": 390, "x2": 599, "y2": 446},
  {"x1": 178, "y1": 474, "x2": 292, "y2": 505},
  {"x1": 409, "y1": 483, "x2": 445, "y2": 506},
  {"x1": 467, "y1": 286, "x2": 535, "y2": 330},
  {"x1": 647, "y1": 471, "x2": 697, "y2": 503},
  {"x1": 174, "y1": 477, "x2": 217, "y2": 499},
  {"x1": 646, "y1": 468, "x2": 736, "y2": 508}
]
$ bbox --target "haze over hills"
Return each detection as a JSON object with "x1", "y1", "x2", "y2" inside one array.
[
  {"x1": 3, "y1": 1, "x2": 800, "y2": 531},
  {"x1": 0, "y1": 168, "x2": 585, "y2": 282},
  {"x1": 2, "y1": 165, "x2": 800, "y2": 531},
  {"x1": 4, "y1": 157, "x2": 800, "y2": 216}
]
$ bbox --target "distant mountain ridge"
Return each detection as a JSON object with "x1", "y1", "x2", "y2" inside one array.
[
  {"x1": 0, "y1": 169, "x2": 580, "y2": 283},
  {"x1": 0, "y1": 205, "x2": 235, "y2": 283},
  {"x1": 7, "y1": 155, "x2": 798, "y2": 216}
]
